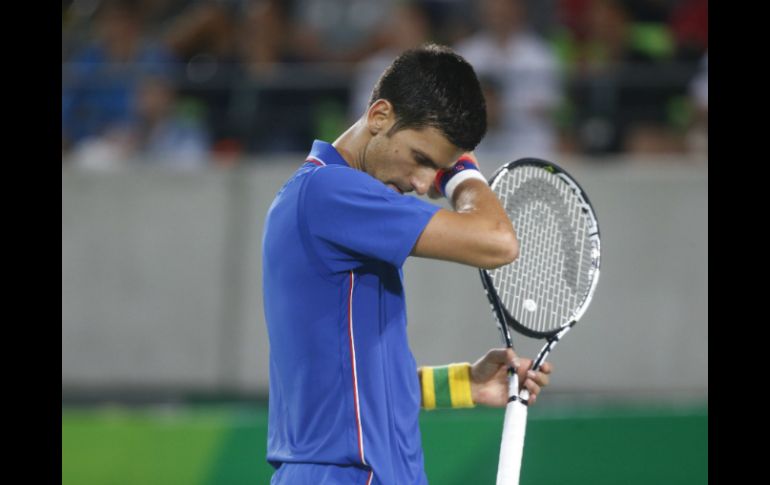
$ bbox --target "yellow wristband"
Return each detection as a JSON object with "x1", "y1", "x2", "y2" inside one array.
[{"x1": 420, "y1": 363, "x2": 475, "y2": 410}]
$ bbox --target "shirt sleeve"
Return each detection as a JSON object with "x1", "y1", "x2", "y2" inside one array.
[{"x1": 300, "y1": 165, "x2": 441, "y2": 273}]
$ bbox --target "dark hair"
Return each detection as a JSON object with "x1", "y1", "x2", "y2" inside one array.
[{"x1": 369, "y1": 43, "x2": 487, "y2": 151}]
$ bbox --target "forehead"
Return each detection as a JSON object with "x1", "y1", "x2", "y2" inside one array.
[{"x1": 392, "y1": 126, "x2": 464, "y2": 168}]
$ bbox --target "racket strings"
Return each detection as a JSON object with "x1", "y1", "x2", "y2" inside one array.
[{"x1": 490, "y1": 166, "x2": 595, "y2": 334}]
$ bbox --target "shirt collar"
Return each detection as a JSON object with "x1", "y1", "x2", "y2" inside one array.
[{"x1": 305, "y1": 140, "x2": 350, "y2": 167}]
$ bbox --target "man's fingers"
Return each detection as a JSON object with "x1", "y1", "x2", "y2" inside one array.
[
  {"x1": 479, "y1": 349, "x2": 511, "y2": 364},
  {"x1": 481, "y1": 348, "x2": 515, "y2": 366},
  {"x1": 505, "y1": 348, "x2": 519, "y2": 369},
  {"x1": 513, "y1": 358, "x2": 533, "y2": 380},
  {"x1": 531, "y1": 369, "x2": 550, "y2": 387},
  {"x1": 523, "y1": 378, "x2": 541, "y2": 398},
  {"x1": 478, "y1": 349, "x2": 553, "y2": 393}
]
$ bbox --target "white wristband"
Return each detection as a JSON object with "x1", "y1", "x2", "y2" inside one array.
[{"x1": 445, "y1": 169, "x2": 487, "y2": 201}]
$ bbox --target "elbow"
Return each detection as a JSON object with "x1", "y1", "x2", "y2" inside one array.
[
  {"x1": 502, "y1": 231, "x2": 520, "y2": 264},
  {"x1": 479, "y1": 227, "x2": 519, "y2": 270}
]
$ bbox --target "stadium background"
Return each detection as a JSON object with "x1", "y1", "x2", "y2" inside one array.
[{"x1": 62, "y1": 0, "x2": 708, "y2": 483}]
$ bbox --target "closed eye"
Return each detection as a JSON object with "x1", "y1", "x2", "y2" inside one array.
[
  {"x1": 415, "y1": 156, "x2": 433, "y2": 168},
  {"x1": 412, "y1": 150, "x2": 439, "y2": 169}
]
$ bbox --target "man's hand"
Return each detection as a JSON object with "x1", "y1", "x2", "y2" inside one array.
[{"x1": 469, "y1": 348, "x2": 552, "y2": 407}]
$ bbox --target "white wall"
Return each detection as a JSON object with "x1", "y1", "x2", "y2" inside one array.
[{"x1": 62, "y1": 157, "x2": 707, "y2": 397}]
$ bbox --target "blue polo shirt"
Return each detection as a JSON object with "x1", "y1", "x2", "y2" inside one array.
[{"x1": 262, "y1": 140, "x2": 441, "y2": 484}]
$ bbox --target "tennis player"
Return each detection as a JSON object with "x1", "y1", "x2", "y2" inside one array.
[{"x1": 262, "y1": 43, "x2": 552, "y2": 484}]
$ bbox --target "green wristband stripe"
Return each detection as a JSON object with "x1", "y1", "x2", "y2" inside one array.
[{"x1": 433, "y1": 365, "x2": 452, "y2": 408}]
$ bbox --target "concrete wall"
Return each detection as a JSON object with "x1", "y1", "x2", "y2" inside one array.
[{"x1": 62, "y1": 157, "x2": 707, "y2": 397}]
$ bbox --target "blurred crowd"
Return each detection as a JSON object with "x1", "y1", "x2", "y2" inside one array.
[{"x1": 62, "y1": 0, "x2": 708, "y2": 169}]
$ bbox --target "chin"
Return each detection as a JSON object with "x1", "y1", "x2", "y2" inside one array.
[{"x1": 386, "y1": 183, "x2": 403, "y2": 194}]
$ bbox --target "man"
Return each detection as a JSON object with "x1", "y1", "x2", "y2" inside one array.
[{"x1": 262, "y1": 44, "x2": 552, "y2": 484}]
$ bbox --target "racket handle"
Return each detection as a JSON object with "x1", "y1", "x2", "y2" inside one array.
[{"x1": 496, "y1": 371, "x2": 529, "y2": 485}]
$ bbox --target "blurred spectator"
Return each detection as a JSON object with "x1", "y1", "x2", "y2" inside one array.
[
  {"x1": 236, "y1": 0, "x2": 294, "y2": 74},
  {"x1": 71, "y1": 76, "x2": 211, "y2": 170},
  {"x1": 164, "y1": 1, "x2": 241, "y2": 72},
  {"x1": 417, "y1": 0, "x2": 474, "y2": 46},
  {"x1": 520, "y1": 0, "x2": 561, "y2": 37},
  {"x1": 556, "y1": 0, "x2": 592, "y2": 42},
  {"x1": 563, "y1": 0, "x2": 692, "y2": 154},
  {"x1": 163, "y1": 0, "x2": 243, "y2": 155},
  {"x1": 63, "y1": 0, "x2": 706, "y2": 159},
  {"x1": 227, "y1": 0, "x2": 324, "y2": 153},
  {"x1": 668, "y1": 0, "x2": 707, "y2": 63},
  {"x1": 454, "y1": 0, "x2": 562, "y2": 162},
  {"x1": 133, "y1": 75, "x2": 211, "y2": 168},
  {"x1": 164, "y1": 0, "x2": 345, "y2": 154},
  {"x1": 349, "y1": 2, "x2": 433, "y2": 121},
  {"x1": 287, "y1": 0, "x2": 396, "y2": 63},
  {"x1": 62, "y1": 0, "x2": 178, "y2": 155}
]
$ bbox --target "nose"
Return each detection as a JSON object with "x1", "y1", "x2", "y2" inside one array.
[
  {"x1": 411, "y1": 168, "x2": 436, "y2": 196},
  {"x1": 411, "y1": 175, "x2": 430, "y2": 195}
]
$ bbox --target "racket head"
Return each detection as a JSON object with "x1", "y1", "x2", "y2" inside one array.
[{"x1": 485, "y1": 158, "x2": 601, "y2": 340}]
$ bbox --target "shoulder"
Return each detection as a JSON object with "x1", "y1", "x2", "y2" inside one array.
[
  {"x1": 304, "y1": 165, "x2": 388, "y2": 198},
  {"x1": 301, "y1": 165, "x2": 435, "y2": 223}
]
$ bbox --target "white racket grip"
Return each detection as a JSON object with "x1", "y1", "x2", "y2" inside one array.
[{"x1": 496, "y1": 373, "x2": 529, "y2": 485}]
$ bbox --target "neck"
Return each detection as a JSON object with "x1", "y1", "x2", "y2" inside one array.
[{"x1": 332, "y1": 117, "x2": 371, "y2": 172}]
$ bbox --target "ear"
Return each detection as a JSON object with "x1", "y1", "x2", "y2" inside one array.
[{"x1": 366, "y1": 99, "x2": 395, "y2": 135}]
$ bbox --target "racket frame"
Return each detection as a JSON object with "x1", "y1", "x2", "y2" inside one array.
[{"x1": 481, "y1": 158, "x2": 602, "y2": 485}]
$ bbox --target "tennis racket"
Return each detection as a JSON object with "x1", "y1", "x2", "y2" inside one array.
[{"x1": 479, "y1": 158, "x2": 602, "y2": 485}]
